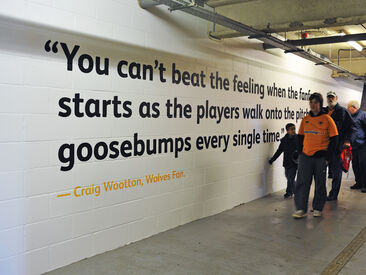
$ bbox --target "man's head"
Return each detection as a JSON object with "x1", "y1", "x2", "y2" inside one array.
[
  {"x1": 327, "y1": 91, "x2": 338, "y2": 109},
  {"x1": 285, "y1": 123, "x2": 296, "y2": 136},
  {"x1": 347, "y1": 100, "x2": 360, "y2": 115},
  {"x1": 309, "y1": 92, "x2": 323, "y2": 114}
]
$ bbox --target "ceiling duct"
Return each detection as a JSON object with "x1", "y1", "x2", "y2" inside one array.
[
  {"x1": 287, "y1": 33, "x2": 366, "y2": 47},
  {"x1": 195, "y1": 0, "x2": 206, "y2": 7},
  {"x1": 139, "y1": 0, "x2": 366, "y2": 82}
]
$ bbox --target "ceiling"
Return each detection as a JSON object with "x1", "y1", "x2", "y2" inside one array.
[{"x1": 206, "y1": 0, "x2": 366, "y2": 78}]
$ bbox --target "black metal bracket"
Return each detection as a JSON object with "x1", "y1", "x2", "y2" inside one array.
[
  {"x1": 284, "y1": 49, "x2": 304, "y2": 53},
  {"x1": 315, "y1": 62, "x2": 329, "y2": 65},
  {"x1": 249, "y1": 34, "x2": 267, "y2": 39}
]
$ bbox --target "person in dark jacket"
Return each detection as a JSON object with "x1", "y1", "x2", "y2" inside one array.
[
  {"x1": 269, "y1": 123, "x2": 298, "y2": 199},
  {"x1": 347, "y1": 100, "x2": 366, "y2": 193},
  {"x1": 326, "y1": 91, "x2": 356, "y2": 201}
]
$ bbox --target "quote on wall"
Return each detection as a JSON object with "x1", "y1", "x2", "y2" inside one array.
[{"x1": 44, "y1": 41, "x2": 311, "y2": 172}]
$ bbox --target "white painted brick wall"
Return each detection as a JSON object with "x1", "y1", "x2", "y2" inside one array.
[
  {"x1": 0, "y1": 227, "x2": 24, "y2": 258},
  {"x1": 49, "y1": 235, "x2": 93, "y2": 271},
  {"x1": 0, "y1": 0, "x2": 362, "y2": 274},
  {"x1": 92, "y1": 223, "x2": 130, "y2": 255},
  {"x1": 0, "y1": 172, "x2": 24, "y2": 201}
]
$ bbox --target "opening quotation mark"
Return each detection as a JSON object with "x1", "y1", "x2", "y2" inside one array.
[{"x1": 44, "y1": 40, "x2": 59, "y2": 53}]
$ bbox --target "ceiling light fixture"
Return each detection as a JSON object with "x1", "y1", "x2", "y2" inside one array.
[
  {"x1": 339, "y1": 31, "x2": 363, "y2": 51},
  {"x1": 347, "y1": 41, "x2": 363, "y2": 51}
]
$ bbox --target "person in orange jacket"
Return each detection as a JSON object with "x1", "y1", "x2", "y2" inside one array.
[{"x1": 293, "y1": 93, "x2": 338, "y2": 219}]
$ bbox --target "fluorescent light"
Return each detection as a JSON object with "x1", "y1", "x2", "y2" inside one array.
[{"x1": 347, "y1": 40, "x2": 363, "y2": 51}]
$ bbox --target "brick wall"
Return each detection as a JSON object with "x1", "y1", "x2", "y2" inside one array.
[{"x1": 0, "y1": 1, "x2": 362, "y2": 274}]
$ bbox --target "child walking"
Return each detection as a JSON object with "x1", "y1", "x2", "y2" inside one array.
[{"x1": 269, "y1": 123, "x2": 298, "y2": 198}]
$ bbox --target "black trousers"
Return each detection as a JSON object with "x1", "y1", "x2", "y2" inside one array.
[
  {"x1": 352, "y1": 149, "x2": 361, "y2": 186},
  {"x1": 328, "y1": 152, "x2": 343, "y2": 199},
  {"x1": 294, "y1": 154, "x2": 327, "y2": 212},
  {"x1": 353, "y1": 144, "x2": 366, "y2": 188},
  {"x1": 284, "y1": 166, "x2": 297, "y2": 195}
]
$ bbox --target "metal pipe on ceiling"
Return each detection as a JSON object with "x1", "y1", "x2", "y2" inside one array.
[
  {"x1": 138, "y1": 0, "x2": 162, "y2": 8},
  {"x1": 139, "y1": 0, "x2": 365, "y2": 82},
  {"x1": 287, "y1": 33, "x2": 366, "y2": 47},
  {"x1": 206, "y1": 0, "x2": 257, "y2": 8}
]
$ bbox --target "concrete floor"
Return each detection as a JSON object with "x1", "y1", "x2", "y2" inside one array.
[
  {"x1": 340, "y1": 242, "x2": 366, "y2": 275},
  {"x1": 45, "y1": 179, "x2": 366, "y2": 275}
]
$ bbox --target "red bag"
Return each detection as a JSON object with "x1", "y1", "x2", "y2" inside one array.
[{"x1": 341, "y1": 146, "x2": 352, "y2": 173}]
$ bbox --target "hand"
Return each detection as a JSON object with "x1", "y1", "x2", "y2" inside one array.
[
  {"x1": 343, "y1": 142, "x2": 351, "y2": 148},
  {"x1": 325, "y1": 160, "x2": 329, "y2": 166}
]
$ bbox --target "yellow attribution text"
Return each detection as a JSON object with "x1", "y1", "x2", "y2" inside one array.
[{"x1": 68, "y1": 170, "x2": 185, "y2": 198}]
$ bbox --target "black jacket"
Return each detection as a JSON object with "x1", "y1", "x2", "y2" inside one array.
[
  {"x1": 326, "y1": 103, "x2": 356, "y2": 151},
  {"x1": 350, "y1": 109, "x2": 366, "y2": 149},
  {"x1": 269, "y1": 134, "x2": 298, "y2": 168}
]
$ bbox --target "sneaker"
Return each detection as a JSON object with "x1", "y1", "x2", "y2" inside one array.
[
  {"x1": 313, "y1": 210, "x2": 322, "y2": 217},
  {"x1": 284, "y1": 193, "x2": 292, "y2": 199},
  {"x1": 292, "y1": 210, "x2": 307, "y2": 219},
  {"x1": 350, "y1": 184, "x2": 362, "y2": 189}
]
